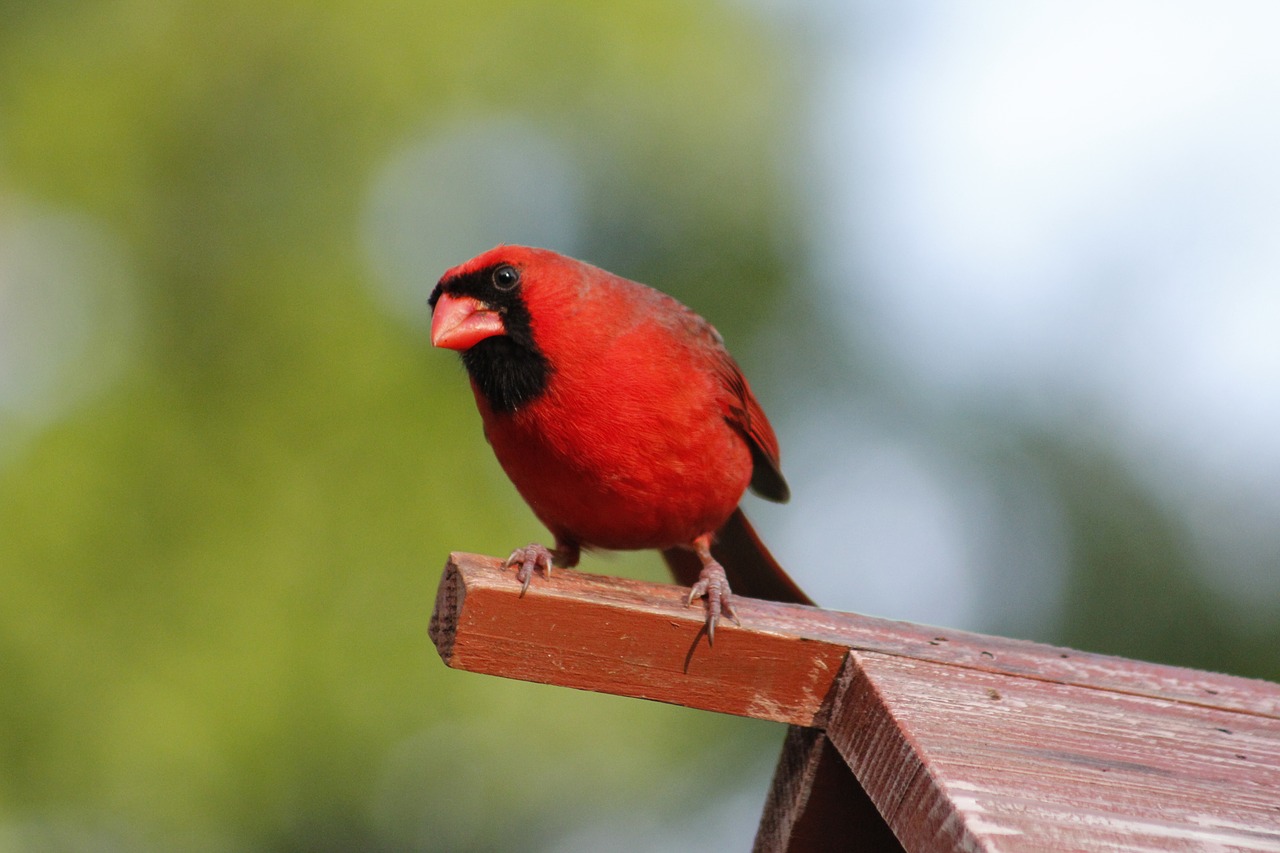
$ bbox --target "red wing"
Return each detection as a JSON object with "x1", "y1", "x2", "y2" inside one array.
[
  {"x1": 713, "y1": 350, "x2": 790, "y2": 503},
  {"x1": 654, "y1": 290, "x2": 790, "y2": 504}
]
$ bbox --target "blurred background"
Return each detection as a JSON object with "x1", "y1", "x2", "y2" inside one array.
[{"x1": 2, "y1": 1, "x2": 1278, "y2": 850}]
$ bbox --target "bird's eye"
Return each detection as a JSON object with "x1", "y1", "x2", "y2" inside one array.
[{"x1": 492, "y1": 265, "x2": 520, "y2": 291}]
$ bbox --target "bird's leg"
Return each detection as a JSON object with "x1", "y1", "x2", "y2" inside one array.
[
  {"x1": 685, "y1": 533, "x2": 740, "y2": 642},
  {"x1": 505, "y1": 539, "x2": 580, "y2": 596}
]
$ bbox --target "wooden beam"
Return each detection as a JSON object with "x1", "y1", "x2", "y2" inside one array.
[
  {"x1": 753, "y1": 724, "x2": 905, "y2": 853},
  {"x1": 826, "y1": 650, "x2": 1280, "y2": 852},
  {"x1": 429, "y1": 552, "x2": 845, "y2": 726},
  {"x1": 430, "y1": 553, "x2": 1280, "y2": 852},
  {"x1": 429, "y1": 552, "x2": 1280, "y2": 725}
]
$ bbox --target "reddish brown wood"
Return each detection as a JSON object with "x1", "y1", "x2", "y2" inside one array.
[
  {"x1": 430, "y1": 552, "x2": 1280, "y2": 853},
  {"x1": 430, "y1": 553, "x2": 1280, "y2": 725},
  {"x1": 754, "y1": 724, "x2": 906, "y2": 853},
  {"x1": 827, "y1": 651, "x2": 1280, "y2": 853},
  {"x1": 429, "y1": 553, "x2": 846, "y2": 726}
]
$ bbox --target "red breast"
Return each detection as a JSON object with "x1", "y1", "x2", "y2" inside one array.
[{"x1": 429, "y1": 246, "x2": 777, "y2": 550}]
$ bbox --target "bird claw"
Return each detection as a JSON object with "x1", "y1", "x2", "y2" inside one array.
[
  {"x1": 686, "y1": 561, "x2": 739, "y2": 643},
  {"x1": 505, "y1": 543, "x2": 554, "y2": 595}
]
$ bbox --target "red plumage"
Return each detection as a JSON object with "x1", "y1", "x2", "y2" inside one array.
[{"x1": 430, "y1": 246, "x2": 811, "y2": 637}]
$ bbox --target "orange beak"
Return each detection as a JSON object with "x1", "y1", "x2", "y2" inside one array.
[{"x1": 430, "y1": 293, "x2": 506, "y2": 351}]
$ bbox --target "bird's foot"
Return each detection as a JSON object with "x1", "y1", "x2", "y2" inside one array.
[
  {"x1": 687, "y1": 560, "x2": 740, "y2": 643},
  {"x1": 504, "y1": 541, "x2": 580, "y2": 596},
  {"x1": 505, "y1": 544, "x2": 555, "y2": 595}
]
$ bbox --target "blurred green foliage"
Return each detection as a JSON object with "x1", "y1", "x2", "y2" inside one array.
[
  {"x1": 0, "y1": 2, "x2": 794, "y2": 849},
  {"x1": 1, "y1": 2, "x2": 1277, "y2": 852}
]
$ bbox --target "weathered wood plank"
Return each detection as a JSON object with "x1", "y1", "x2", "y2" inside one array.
[
  {"x1": 430, "y1": 553, "x2": 1280, "y2": 726},
  {"x1": 429, "y1": 553, "x2": 846, "y2": 726},
  {"x1": 753, "y1": 724, "x2": 906, "y2": 853},
  {"x1": 431, "y1": 553, "x2": 1280, "y2": 852},
  {"x1": 826, "y1": 651, "x2": 1280, "y2": 853}
]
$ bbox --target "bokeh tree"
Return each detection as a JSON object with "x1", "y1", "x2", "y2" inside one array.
[
  {"x1": 0, "y1": 3, "x2": 796, "y2": 850},
  {"x1": 1, "y1": 2, "x2": 1277, "y2": 852}
]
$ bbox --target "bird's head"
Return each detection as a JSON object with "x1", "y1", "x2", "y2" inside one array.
[
  {"x1": 429, "y1": 245, "x2": 567, "y2": 412},
  {"x1": 431, "y1": 246, "x2": 537, "y2": 352}
]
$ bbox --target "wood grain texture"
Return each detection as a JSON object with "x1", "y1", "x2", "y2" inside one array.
[
  {"x1": 429, "y1": 552, "x2": 1280, "y2": 853},
  {"x1": 429, "y1": 553, "x2": 845, "y2": 725},
  {"x1": 753, "y1": 724, "x2": 906, "y2": 853},
  {"x1": 430, "y1": 553, "x2": 1280, "y2": 725},
  {"x1": 827, "y1": 651, "x2": 1280, "y2": 853}
]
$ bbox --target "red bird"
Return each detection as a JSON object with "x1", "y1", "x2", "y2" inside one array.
[{"x1": 429, "y1": 246, "x2": 811, "y2": 638}]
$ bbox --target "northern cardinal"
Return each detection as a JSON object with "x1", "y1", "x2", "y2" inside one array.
[{"x1": 429, "y1": 246, "x2": 812, "y2": 638}]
